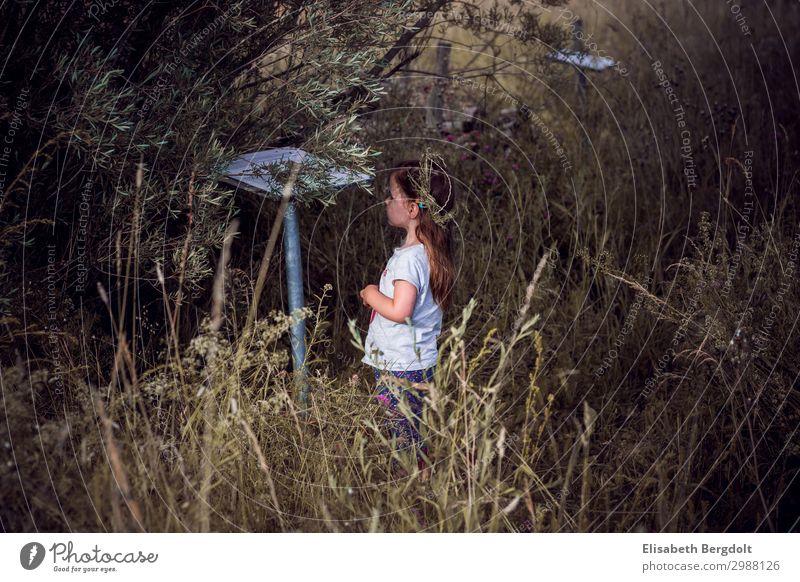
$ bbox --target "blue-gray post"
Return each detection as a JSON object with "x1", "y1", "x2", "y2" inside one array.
[{"x1": 282, "y1": 198, "x2": 308, "y2": 410}]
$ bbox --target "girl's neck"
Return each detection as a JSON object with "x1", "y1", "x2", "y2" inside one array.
[{"x1": 402, "y1": 228, "x2": 421, "y2": 248}]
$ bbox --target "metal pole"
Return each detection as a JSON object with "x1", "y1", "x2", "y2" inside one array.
[{"x1": 282, "y1": 198, "x2": 308, "y2": 412}]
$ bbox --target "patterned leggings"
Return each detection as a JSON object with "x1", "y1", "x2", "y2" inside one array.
[{"x1": 371, "y1": 366, "x2": 434, "y2": 467}]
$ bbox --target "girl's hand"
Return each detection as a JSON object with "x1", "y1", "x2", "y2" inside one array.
[{"x1": 360, "y1": 284, "x2": 378, "y2": 306}]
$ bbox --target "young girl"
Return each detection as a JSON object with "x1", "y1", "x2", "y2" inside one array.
[{"x1": 359, "y1": 154, "x2": 456, "y2": 479}]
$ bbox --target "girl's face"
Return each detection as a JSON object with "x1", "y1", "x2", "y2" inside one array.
[{"x1": 384, "y1": 173, "x2": 417, "y2": 228}]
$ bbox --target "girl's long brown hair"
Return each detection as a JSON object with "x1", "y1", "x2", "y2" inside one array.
[{"x1": 389, "y1": 159, "x2": 456, "y2": 311}]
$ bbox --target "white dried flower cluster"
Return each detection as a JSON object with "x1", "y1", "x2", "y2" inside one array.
[
  {"x1": 141, "y1": 325, "x2": 233, "y2": 400},
  {"x1": 139, "y1": 307, "x2": 308, "y2": 402},
  {"x1": 240, "y1": 318, "x2": 298, "y2": 372},
  {"x1": 237, "y1": 308, "x2": 312, "y2": 372},
  {"x1": 265, "y1": 349, "x2": 290, "y2": 370},
  {"x1": 141, "y1": 373, "x2": 176, "y2": 398},
  {"x1": 248, "y1": 307, "x2": 314, "y2": 345},
  {"x1": 258, "y1": 391, "x2": 290, "y2": 415},
  {"x1": 186, "y1": 330, "x2": 233, "y2": 363}
]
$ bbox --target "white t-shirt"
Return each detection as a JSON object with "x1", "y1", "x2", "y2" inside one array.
[{"x1": 361, "y1": 243, "x2": 443, "y2": 371}]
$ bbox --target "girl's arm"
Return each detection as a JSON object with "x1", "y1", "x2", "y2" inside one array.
[{"x1": 361, "y1": 280, "x2": 417, "y2": 324}]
